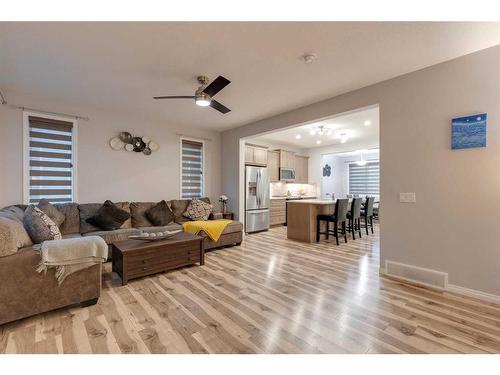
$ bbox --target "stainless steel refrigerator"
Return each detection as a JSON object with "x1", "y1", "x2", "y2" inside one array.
[{"x1": 245, "y1": 165, "x2": 270, "y2": 233}]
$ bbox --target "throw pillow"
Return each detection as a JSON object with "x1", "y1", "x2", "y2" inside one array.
[
  {"x1": 183, "y1": 199, "x2": 213, "y2": 221},
  {"x1": 145, "y1": 200, "x2": 174, "y2": 226},
  {"x1": 23, "y1": 205, "x2": 62, "y2": 244},
  {"x1": 38, "y1": 198, "x2": 66, "y2": 227},
  {"x1": 0, "y1": 217, "x2": 34, "y2": 257},
  {"x1": 86, "y1": 200, "x2": 131, "y2": 231}
]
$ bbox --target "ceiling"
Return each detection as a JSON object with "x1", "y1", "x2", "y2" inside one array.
[
  {"x1": 250, "y1": 106, "x2": 379, "y2": 149},
  {"x1": 1, "y1": 22, "x2": 499, "y2": 131}
]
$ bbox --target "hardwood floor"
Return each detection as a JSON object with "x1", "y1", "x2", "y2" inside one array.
[{"x1": 2, "y1": 225, "x2": 500, "y2": 354}]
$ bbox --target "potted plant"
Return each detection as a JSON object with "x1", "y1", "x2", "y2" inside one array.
[{"x1": 219, "y1": 195, "x2": 229, "y2": 214}]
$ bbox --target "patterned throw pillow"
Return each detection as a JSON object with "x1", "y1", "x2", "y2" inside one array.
[
  {"x1": 23, "y1": 205, "x2": 62, "y2": 244},
  {"x1": 183, "y1": 199, "x2": 213, "y2": 221}
]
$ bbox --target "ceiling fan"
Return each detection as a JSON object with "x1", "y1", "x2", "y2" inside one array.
[{"x1": 154, "y1": 75, "x2": 231, "y2": 114}]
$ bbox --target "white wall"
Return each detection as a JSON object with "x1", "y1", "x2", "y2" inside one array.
[
  {"x1": 0, "y1": 90, "x2": 222, "y2": 207},
  {"x1": 319, "y1": 150, "x2": 379, "y2": 199},
  {"x1": 222, "y1": 46, "x2": 500, "y2": 297}
]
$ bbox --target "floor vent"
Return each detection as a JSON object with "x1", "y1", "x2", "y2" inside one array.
[{"x1": 385, "y1": 260, "x2": 448, "y2": 289}]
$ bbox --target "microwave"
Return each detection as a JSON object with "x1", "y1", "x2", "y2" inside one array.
[{"x1": 280, "y1": 168, "x2": 296, "y2": 182}]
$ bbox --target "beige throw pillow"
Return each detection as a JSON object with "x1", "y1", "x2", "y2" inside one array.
[
  {"x1": 38, "y1": 199, "x2": 66, "y2": 227},
  {"x1": 0, "y1": 217, "x2": 34, "y2": 257},
  {"x1": 183, "y1": 199, "x2": 213, "y2": 221}
]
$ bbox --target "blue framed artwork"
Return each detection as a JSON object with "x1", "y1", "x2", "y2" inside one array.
[{"x1": 451, "y1": 113, "x2": 487, "y2": 150}]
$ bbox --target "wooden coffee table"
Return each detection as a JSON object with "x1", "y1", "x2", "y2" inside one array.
[{"x1": 111, "y1": 232, "x2": 204, "y2": 285}]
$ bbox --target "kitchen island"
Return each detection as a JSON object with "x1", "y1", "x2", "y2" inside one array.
[{"x1": 286, "y1": 199, "x2": 337, "y2": 243}]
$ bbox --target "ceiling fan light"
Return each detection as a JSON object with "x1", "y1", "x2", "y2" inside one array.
[{"x1": 195, "y1": 97, "x2": 211, "y2": 107}]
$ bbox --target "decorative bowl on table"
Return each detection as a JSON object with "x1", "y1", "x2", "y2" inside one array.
[{"x1": 128, "y1": 229, "x2": 182, "y2": 241}]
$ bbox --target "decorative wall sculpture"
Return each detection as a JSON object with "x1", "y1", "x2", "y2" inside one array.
[{"x1": 109, "y1": 132, "x2": 159, "y2": 156}]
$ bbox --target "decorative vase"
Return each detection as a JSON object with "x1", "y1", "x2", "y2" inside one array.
[{"x1": 221, "y1": 202, "x2": 226, "y2": 214}]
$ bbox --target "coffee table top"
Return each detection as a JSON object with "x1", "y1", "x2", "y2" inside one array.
[{"x1": 112, "y1": 232, "x2": 202, "y2": 253}]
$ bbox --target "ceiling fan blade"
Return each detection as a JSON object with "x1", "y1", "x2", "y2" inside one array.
[
  {"x1": 202, "y1": 76, "x2": 231, "y2": 97},
  {"x1": 153, "y1": 95, "x2": 195, "y2": 99},
  {"x1": 210, "y1": 100, "x2": 231, "y2": 114}
]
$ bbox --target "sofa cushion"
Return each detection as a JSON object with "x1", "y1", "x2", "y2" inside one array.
[
  {"x1": 170, "y1": 198, "x2": 210, "y2": 223},
  {"x1": 86, "y1": 200, "x2": 131, "y2": 231},
  {"x1": 80, "y1": 202, "x2": 131, "y2": 234},
  {"x1": 82, "y1": 228, "x2": 140, "y2": 244},
  {"x1": 79, "y1": 203, "x2": 102, "y2": 234},
  {"x1": 38, "y1": 199, "x2": 66, "y2": 227},
  {"x1": 116, "y1": 202, "x2": 132, "y2": 229},
  {"x1": 130, "y1": 202, "x2": 154, "y2": 227},
  {"x1": 138, "y1": 223, "x2": 183, "y2": 232},
  {"x1": 0, "y1": 206, "x2": 26, "y2": 223},
  {"x1": 23, "y1": 205, "x2": 62, "y2": 244},
  {"x1": 183, "y1": 199, "x2": 213, "y2": 221},
  {"x1": 55, "y1": 203, "x2": 80, "y2": 234},
  {"x1": 145, "y1": 200, "x2": 174, "y2": 226},
  {"x1": 62, "y1": 233, "x2": 82, "y2": 239},
  {"x1": 0, "y1": 217, "x2": 34, "y2": 257}
]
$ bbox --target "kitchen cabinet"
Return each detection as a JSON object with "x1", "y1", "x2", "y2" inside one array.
[
  {"x1": 270, "y1": 198, "x2": 286, "y2": 226},
  {"x1": 245, "y1": 144, "x2": 268, "y2": 166},
  {"x1": 294, "y1": 155, "x2": 309, "y2": 184},
  {"x1": 279, "y1": 150, "x2": 295, "y2": 169},
  {"x1": 267, "y1": 150, "x2": 280, "y2": 182}
]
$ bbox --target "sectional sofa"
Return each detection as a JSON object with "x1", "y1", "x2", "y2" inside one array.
[{"x1": 0, "y1": 198, "x2": 243, "y2": 325}]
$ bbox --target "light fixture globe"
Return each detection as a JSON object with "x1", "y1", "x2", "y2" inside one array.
[{"x1": 195, "y1": 92, "x2": 211, "y2": 107}]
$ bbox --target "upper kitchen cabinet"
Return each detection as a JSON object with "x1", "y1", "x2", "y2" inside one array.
[
  {"x1": 267, "y1": 150, "x2": 280, "y2": 182},
  {"x1": 294, "y1": 155, "x2": 309, "y2": 183},
  {"x1": 279, "y1": 150, "x2": 295, "y2": 169},
  {"x1": 245, "y1": 144, "x2": 268, "y2": 166}
]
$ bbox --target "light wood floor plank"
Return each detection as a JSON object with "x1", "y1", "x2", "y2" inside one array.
[{"x1": 2, "y1": 224, "x2": 500, "y2": 353}]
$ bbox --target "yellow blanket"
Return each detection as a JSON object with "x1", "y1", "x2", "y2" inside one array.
[{"x1": 183, "y1": 219, "x2": 232, "y2": 242}]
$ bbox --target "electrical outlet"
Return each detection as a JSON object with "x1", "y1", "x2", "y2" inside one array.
[{"x1": 400, "y1": 192, "x2": 416, "y2": 203}]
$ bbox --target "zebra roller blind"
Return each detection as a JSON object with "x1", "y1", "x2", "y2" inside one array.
[
  {"x1": 28, "y1": 116, "x2": 74, "y2": 203},
  {"x1": 181, "y1": 139, "x2": 204, "y2": 199},
  {"x1": 349, "y1": 161, "x2": 380, "y2": 196}
]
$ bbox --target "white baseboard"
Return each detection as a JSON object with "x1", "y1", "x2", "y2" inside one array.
[
  {"x1": 381, "y1": 260, "x2": 500, "y2": 305},
  {"x1": 447, "y1": 284, "x2": 500, "y2": 304}
]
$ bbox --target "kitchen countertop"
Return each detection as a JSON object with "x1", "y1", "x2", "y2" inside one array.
[
  {"x1": 285, "y1": 199, "x2": 337, "y2": 205},
  {"x1": 270, "y1": 196, "x2": 317, "y2": 200}
]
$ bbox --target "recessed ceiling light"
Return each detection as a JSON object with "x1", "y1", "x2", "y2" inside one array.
[
  {"x1": 316, "y1": 140, "x2": 321, "y2": 145},
  {"x1": 309, "y1": 129, "x2": 316, "y2": 136},
  {"x1": 295, "y1": 134, "x2": 301, "y2": 139},
  {"x1": 364, "y1": 120, "x2": 372, "y2": 126}
]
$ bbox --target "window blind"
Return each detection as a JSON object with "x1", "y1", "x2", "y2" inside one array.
[
  {"x1": 181, "y1": 139, "x2": 204, "y2": 199},
  {"x1": 349, "y1": 161, "x2": 379, "y2": 196},
  {"x1": 28, "y1": 116, "x2": 74, "y2": 203}
]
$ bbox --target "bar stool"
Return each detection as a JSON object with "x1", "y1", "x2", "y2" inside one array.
[
  {"x1": 360, "y1": 196, "x2": 375, "y2": 235},
  {"x1": 316, "y1": 199, "x2": 349, "y2": 245},
  {"x1": 347, "y1": 197, "x2": 363, "y2": 240}
]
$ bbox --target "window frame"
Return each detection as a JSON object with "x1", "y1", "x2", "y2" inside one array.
[
  {"x1": 179, "y1": 136, "x2": 206, "y2": 200},
  {"x1": 23, "y1": 111, "x2": 78, "y2": 204},
  {"x1": 348, "y1": 160, "x2": 380, "y2": 197}
]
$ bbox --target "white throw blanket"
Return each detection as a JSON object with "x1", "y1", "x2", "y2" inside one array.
[{"x1": 36, "y1": 236, "x2": 107, "y2": 285}]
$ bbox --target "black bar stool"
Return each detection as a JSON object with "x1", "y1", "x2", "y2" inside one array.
[
  {"x1": 360, "y1": 196, "x2": 375, "y2": 235},
  {"x1": 347, "y1": 197, "x2": 363, "y2": 240},
  {"x1": 316, "y1": 199, "x2": 349, "y2": 245}
]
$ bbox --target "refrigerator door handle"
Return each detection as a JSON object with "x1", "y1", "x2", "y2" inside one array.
[{"x1": 255, "y1": 169, "x2": 260, "y2": 208}]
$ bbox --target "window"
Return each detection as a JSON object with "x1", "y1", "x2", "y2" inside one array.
[
  {"x1": 181, "y1": 139, "x2": 204, "y2": 199},
  {"x1": 24, "y1": 114, "x2": 76, "y2": 204},
  {"x1": 349, "y1": 161, "x2": 379, "y2": 196}
]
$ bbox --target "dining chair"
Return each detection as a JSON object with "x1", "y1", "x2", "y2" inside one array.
[
  {"x1": 347, "y1": 197, "x2": 363, "y2": 239},
  {"x1": 316, "y1": 199, "x2": 349, "y2": 245},
  {"x1": 360, "y1": 196, "x2": 375, "y2": 235}
]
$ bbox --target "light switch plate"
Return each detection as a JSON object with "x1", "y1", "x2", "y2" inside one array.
[{"x1": 400, "y1": 192, "x2": 416, "y2": 203}]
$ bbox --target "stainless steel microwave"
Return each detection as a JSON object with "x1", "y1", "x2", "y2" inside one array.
[{"x1": 280, "y1": 168, "x2": 296, "y2": 182}]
